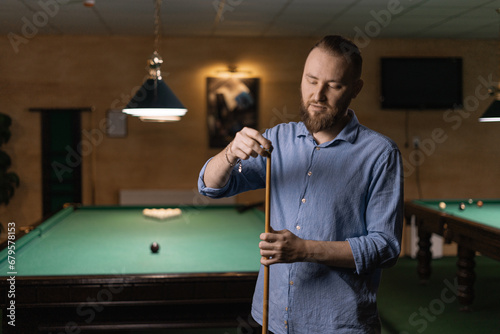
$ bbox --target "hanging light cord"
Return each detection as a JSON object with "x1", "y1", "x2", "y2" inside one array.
[
  {"x1": 496, "y1": 8, "x2": 500, "y2": 95},
  {"x1": 154, "y1": 0, "x2": 162, "y2": 53}
]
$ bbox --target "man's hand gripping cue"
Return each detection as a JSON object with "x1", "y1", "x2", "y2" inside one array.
[
  {"x1": 203, "y1": 127, "x2": 273, "y2": 189},
  {"x1": 259, "y1": 228, "x2": 307, "y2": 265},
  {"x1": 228, "y1": 127, "x2": 273, "y2": 162}
]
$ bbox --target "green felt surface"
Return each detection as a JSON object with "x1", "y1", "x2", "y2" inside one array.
[
  {"x1": 0, "y1": 206, "x2": 264, "y2": 276},
  {"x1": 412, "y1": 199, "x2": 500, "y2": 229},
  {"x1": 379, "y1": 256, "x2": 500, "y2": 334}
]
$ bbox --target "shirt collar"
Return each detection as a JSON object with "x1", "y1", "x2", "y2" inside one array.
[{"x1": 297, "y1": 109, "x2": 360, "y2": 146}]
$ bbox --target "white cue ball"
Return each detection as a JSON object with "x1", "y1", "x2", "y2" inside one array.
[{"x1": 439, "y1": 202, "x2": 446, "y2": 210}]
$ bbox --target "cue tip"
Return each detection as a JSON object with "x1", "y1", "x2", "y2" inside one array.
[{"x1": 264, "y1": 146, "x2": 273, "y2": 157}]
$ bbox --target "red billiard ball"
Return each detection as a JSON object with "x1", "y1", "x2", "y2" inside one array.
[
  {"x1": 477, "y1": 200, "x2": 484, "y2": 207},
  {"x1": 151, "y1": 242, "x2": 160, "y2": 253}
]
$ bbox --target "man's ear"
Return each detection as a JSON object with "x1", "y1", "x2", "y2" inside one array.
[{"x1": 353, "y1": 79, "x2": 364, "y2": 98}]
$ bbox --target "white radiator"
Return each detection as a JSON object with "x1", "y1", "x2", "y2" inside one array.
[{"x1": 119, "y1": 189, "x2": 235, "y2": 206}]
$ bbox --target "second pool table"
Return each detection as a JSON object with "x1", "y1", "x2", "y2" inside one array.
[
  {"x1": 405, "y1": 199, "x2": 500, "y2": 310},
  {"x1": 0, "y1": 204, "x2": 265, "y2": 333}
]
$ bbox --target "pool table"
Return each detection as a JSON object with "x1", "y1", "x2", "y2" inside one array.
[
  {"x1": 405, "y1": 199, "x2": 500, "y2": 310},
  {"x1": 0, "y1": 205, "x2": 265, "y2": 333}
]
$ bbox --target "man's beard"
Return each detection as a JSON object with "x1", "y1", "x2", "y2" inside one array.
[{"x1": 300, "y1": 98, "x2": 348, "y2": 134}]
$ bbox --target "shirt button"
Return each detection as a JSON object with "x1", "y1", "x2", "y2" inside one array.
[
  {"x1": 296, "y1": 225, "x2": 301, "y2": 230},
  {"x1": 301, "y1": 198, "x2": 306, "y2": 203},
  {"x1": 316, "y1": 147, "x2": 320, "y2": 151},
  {"x1": 284, "y1": 320, "x2": 288, "y2": 325},
  {"x1": 285, "y1": 307, "x2": 288, "y2": 311},
  {"x1": 307, "y1": 171, "x2": 312, "y2": 176},
  {"x1": 290, "y1": 281, "x2": 294, "y2": 285}
]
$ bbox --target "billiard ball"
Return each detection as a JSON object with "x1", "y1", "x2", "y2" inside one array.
[
  {"x1": 468, "y1": 198, "x2": 473, "y2": 204},
  {"x1": 439, "y1": 202, "x2": 446, "y2": 210},
  {"x1": 477, "y1": 200, "x2": 484, "y2": 207},
  {"x1": 150, "y1": 242, "x2": 160, "y2": 253},
  {"x1": 459, "y1": 202, "x2": 466, "y2": 210}
]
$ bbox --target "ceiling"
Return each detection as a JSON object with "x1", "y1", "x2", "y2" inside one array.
[{"x1": 1, "y1": 0, "x2": 499, "y2": 39}]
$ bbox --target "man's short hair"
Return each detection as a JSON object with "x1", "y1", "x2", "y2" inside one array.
[{"x1": 312, "y1": 35, "x2": 363, "y2": 79}]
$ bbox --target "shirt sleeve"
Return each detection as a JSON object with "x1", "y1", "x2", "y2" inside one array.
[
  {"x1": 198, "y1": 146, "x2": 268, "y2": 199},
  {"x1": 347, "y1": 148, "x2": 404, "y2": 275},
  {"x1": 197, "y1": 158, "x2": 232, "y2": 198}
]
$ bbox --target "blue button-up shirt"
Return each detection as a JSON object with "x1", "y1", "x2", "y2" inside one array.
[{"x1": 198, "y1": 111, "x2": 403, "y2": 334}]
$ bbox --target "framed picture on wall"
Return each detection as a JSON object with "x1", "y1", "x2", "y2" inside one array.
[
  {"x1": 206, "y1": 77, "x2": 259, "y2": 148},
  {"x1": 106, "y1": 109, "x2": 127, "y2": 138}
]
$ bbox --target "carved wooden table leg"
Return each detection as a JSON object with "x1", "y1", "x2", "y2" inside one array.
[
  {"x1": 457, "y1": 245, "x2": 476, "y2": 311},
  {"x1": 417, "y1": 229, "x2": 432, "y2": 284}
]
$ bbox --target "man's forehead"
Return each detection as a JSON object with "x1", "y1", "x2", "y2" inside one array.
[
  {"x1": 306, "y1": 47, "x2": 349, "y2": 64},
  {"x1": 304, "y1": 48, "x2": 353, "y2": 78}
]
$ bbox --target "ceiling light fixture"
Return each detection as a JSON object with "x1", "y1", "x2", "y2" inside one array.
[
  {"x1": 216, "y1": 65, "x2": 252, "y2": 78},
  {"x1": 122, "y1": 0, "x2": 187, "y2": 123},
  {"x1": 479, "y1": 8, "x2": 500, "y2": 122}
]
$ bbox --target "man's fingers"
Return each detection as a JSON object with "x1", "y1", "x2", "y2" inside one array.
[
  {"x1": 235, "y1": 127, "x2": 273, "y2": 158},
  {"x1": 258, "y1": 229, "x2": 304, "y2": 264},
  {"x1": 260, "y1": 229, "x2": 281, "y2": 242},
  {"x1": 231, "y1": 144, "x2": 252, "y2": 161},
  {"x1": 260, "y1": 232, "x2": 277, "y2": 242},
  {"x1": 261, "y1": 252, "x2": 279, "y2": 266},
  {"x1": 260, "y1": 249, "x2": 274, "y2": 257},
  {"x1": 259, "y1": 240, "x2": 275, "y2": 250},
  {"x1": 240, "y1": 127, "x2": 271, "y2": 147}
]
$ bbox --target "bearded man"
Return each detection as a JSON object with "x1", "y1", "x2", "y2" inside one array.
[{"x1": 199, "y1": 35, "x2": 404, "y2": 334}]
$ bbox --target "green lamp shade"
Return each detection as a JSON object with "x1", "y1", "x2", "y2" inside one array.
[{"x1": 479, "y1": 100, "x2": 500, "y2": 122}]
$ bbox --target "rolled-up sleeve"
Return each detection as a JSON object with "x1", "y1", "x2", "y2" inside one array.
[
  {"x1": 197, "y1": 158, "x2": 232, "y2": 198},
  {"x1": 198, "y1": 154, "x2": 267, "y2": 199},
  {"x1": 347, "y1": 148, "x2": 404, "y2": 275}
]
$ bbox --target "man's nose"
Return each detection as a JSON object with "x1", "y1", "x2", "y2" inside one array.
[{"x1": 312, "y1": 84, "x2": 326, "y2": 102}]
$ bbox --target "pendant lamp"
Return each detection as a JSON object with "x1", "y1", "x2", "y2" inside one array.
[
  {"x1": 479, "y1": 8, "x2": 500, "y2": 122},
  {"x1": 479, "y1": 99, "x2": 500, "y2": 122},
  {"x1": 122, "y1": 0, "x2": 187, "y2": 122}
]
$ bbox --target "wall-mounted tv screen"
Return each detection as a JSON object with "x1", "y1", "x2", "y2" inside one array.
[{"x1": 380, "y1": 57, "x2": 463, "y2": 110}]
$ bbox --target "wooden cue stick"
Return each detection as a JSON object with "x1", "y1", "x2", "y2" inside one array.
[{"x1": 263, "y1": 152, "x2": 271, "y2": 334}]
